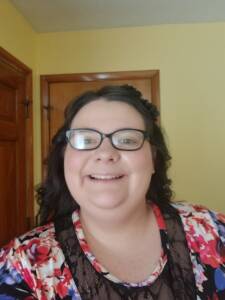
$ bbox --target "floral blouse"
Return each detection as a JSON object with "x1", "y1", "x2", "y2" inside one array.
[{"x1": 0, "y1": 202, "x2": 224, "y2": 299}]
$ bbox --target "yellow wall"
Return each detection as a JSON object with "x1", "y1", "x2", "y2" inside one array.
[
  {"x1": 1, "y1": 0, "x2": 225, "y2": 212},
  {"x1": 0, "y1": 0, "x2": 36, "y2": 68}
]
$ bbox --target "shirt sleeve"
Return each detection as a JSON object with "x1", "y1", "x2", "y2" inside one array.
[{"x1": 0, "y1": 239, "x2": 37, "y2": 299}]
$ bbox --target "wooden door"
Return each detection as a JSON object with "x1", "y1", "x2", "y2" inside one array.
[
  {"x1": 0, "y1": 48, "x2": 33, "y2": 246},
  {"x1": 41, "y1": 70, "x2": 160, "y2": 173}
]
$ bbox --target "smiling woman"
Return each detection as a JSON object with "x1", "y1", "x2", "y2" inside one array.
[
  {"x1": 64, "y1": 100, "x2": 155, "y2": 219},
  {"x1": 0, "y1": 85, "x2": 225, "y2": 299}
]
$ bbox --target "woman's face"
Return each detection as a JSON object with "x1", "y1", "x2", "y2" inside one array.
[{"x1": 64, "y1": 99, "x2": 154, "y2": 217}]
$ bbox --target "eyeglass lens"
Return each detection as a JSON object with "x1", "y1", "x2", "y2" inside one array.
[{"x1": 66, "y1": 129, "x2": 145, "y2": 150}]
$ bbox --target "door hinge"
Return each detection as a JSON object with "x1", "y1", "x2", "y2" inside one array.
[
  {"x1": 43, "y1": 104, "x2": 53, "y2": 120},
  {"x1": 22, "y1": 99, "x2": 31, "y2": 119}
]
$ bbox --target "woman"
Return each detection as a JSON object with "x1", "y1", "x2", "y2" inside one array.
[{"x1": 0, "y1": 85, "x2": 224, "y2": 299}]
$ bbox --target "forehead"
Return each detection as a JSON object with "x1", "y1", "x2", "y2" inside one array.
[{"x1": 70, "y1": 99, "x2": 145, "y2": 130}]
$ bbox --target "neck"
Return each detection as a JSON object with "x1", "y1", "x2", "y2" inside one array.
[{"x1": 79, "y1": 202, "x2": 153, "y2": 246}]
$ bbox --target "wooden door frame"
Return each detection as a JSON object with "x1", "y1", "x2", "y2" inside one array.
[
  {"x1": 0, "y1": 47, "x2": 34, "y2": 227},
  {"x1": 41, "y1": 70, "x2": 160, "y2": 176}
]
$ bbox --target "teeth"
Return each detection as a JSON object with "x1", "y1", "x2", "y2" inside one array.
[{"x1": 90, "y1": 174, "x2": 122, "y2": 180}]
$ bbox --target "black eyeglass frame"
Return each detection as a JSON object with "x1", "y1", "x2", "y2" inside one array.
[{"x1": 65, "y1": 128, "x2": 150, "y2": 151}]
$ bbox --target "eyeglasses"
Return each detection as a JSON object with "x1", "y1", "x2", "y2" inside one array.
[{"x1": 66, "y1": 128, "x2": 149, "y2": 151}]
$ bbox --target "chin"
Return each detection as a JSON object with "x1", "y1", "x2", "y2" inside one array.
[{"x1": 88, "y1": 194, "x2": 127, "y2": 210}]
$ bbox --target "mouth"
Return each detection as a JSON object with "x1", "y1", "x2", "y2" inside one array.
[{"x1": 88, "y1": 174, "x2": 125, "y2": 181}]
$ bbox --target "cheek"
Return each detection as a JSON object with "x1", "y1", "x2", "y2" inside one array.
[
  {"x1": 127, "y1": 146, "x2": 154, "y2": 175},
  {"x1": 123, "y1": 151, "x2": 153, "y2": 200},
  {"x1": 64, "y1": 148, "x2": 91, "y2": 204},
  {"x1": 64, "y1": 147, "x2": 85, "y2": 186},
  {"x1": 125, "y1": 146, "x2": 154, "y2": 193}
]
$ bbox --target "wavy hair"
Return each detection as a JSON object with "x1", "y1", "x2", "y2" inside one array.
[{"x1": 36, "y1": 85, "x2": 172, "y2": 225}]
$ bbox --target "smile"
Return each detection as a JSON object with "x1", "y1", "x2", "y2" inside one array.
[{"x1": 88, "y1": 174, "x2": 124, "y2": 180}]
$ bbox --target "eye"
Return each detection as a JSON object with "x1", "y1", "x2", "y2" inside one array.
[
  {"x1": 119, "y1": 137, "x2": 138, "y2": 145},
  {"x1": 83, "y1": 137, "x2": 95, "y2": 144}
]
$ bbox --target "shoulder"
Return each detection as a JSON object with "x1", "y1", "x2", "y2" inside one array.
[
  {"x1": 1, "y1": 222, "x2": 57, "y2": 265},
  {"x1": 0, "y1": 222, "x2": 80, "y2": 298},
  {"x1": 172, "y1": 201, "x2": 225, "y2": 264},
  {"x1": 1, "y1": 222, "x2": 55, "y2": 259},
  {"x1": 0, "y1": 223, "x2": 61, "y2": 296},
  {"x1": 172, "y1": 202, "x2": 225, "y2": 237},
  {"x1": 172, "y1": 201, "x2": 225, "y2": 226}
]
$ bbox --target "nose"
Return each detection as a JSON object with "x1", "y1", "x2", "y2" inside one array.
[{"x1": 94, "y1": 137, "x2": 120, "y2": 163}]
